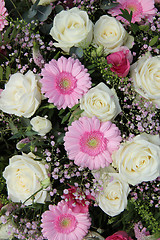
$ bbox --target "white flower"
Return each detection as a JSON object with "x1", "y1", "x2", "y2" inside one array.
[
  {"x1": 32, "y1": 0, "x2": 56, "y2": 5},
  {"x1": 0, "y1": 70, "x2": 42, "y2": 118},
  {"x1": 112, "y1": 133, "x2": 160, "y2": 186},
  {"x1": 80, "y1": 82, "x2": 121, "y2": 121},
  {"x1": 50, "y1": 7, "x2": 93, "y2": 53},
  {"x1": 0, "y1": 218, "x2": 15, "y2": 240},
  {"x1": 95, "y1": 167, "x2": 130, "y2": 217},
  {"x1": 3, "y1": 152, "x2": 49, "y2": 206},
  {"x1": 93, "y1": 15, "x2": 134, "y2": 55},
  {"x1": 130, "y1": 53, "x2": 160, "y2": 108},
  {"x1": 30, "y1": 116, "x2": 52, "y2": 136}
]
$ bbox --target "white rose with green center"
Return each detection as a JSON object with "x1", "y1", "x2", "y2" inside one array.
[
  {"x1": 130, "y1": 53, "x2": 160, "y2": 108},
  {"x1": 50, "y1": 7, "x2": 93, "y2": 53},
  {"x1": 30, "y1": 116, "x2": 52, "y2": 136},
  {"x1": 80, "y1": 82, "x2": 121, "y2": 121},
  {"x1": 96, "y1": 169, "x2": 130, "y2": 217},
  {"x1": 93, "y1": 15, "x2": 134, "y2": 54},
  {"x1": 112, "y1": 133, "x2": 160, "y2": 185},
  {"x1": 0, "y1": 70, "x2": 42, "y2": 118},
  {"x1": 3, "y1": 152, "x2": 49, "y2": 206}
]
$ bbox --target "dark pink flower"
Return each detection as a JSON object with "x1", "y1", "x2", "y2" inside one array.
[
  {"x1": 105, "y1": 231, "x2": 133, "y2": 240},
  {"x1": 107, "y1": 51, "x2": 131, "y2": 77},
  {"x1": 63, "y1": 185, "x2": 94, "y2": 213}
]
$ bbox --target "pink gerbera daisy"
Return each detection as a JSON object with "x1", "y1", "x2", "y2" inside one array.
[
  {"x1": 40, "y1": 56, "x2": 91, "y2": 109},
  {"x1": 64, "y1": 116, "x2": 122, "y2": 170},
  {"x1": 41, "y1": 200, "x2": 91, "y2": 240},
  {"x1": 108, "y1": 0, "x2": 157, "y2": 23},
  {"x1": 0, "y1": 0, "x2": 8, "y2": 31}
]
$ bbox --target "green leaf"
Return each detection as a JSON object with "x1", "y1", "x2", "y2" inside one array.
[
  {"x1": 0, "y1": 66, "x2": 3, "y2": 80},
  {"x1": 5, "y1": 66, "x2": 11, "y2": 79},
  {"x1": 9, "y1": 132, "x2": 23, "y2": 140},
  {"x1": 61, "y1": 112, "x2": 71, "y2": 124},
  {"x1": 25, "y1": 131, "x2": 38, "y2": 137},
  {"x1": 71, "y1": 103, "x2": 80, "y2": 111},
  {"x1": 21, "y1": 117, "x2": 31, "y2": 127},
  {"x1": 149, "y1": 35, "x2": 159, "y2": 46},
  {"x1": 0, "y1": 33, "x2": 2, "y2": 44},
  {"x1": 119, "y1": 9, "x2": 132, "y2": 23},
  {"x1": 3, "y1": 25, "x2": 12, "y2": 43},
  {"x1": 130, "y1": 23, "x2": 139, "y2": 34},
  {"x1": 8, "y1": 120, "x2": 18, "y2": 134},
  {"x1": 157, "y1": 45, "x2": 160, "y2": 49},
  {"x1": 40, "y1": 103, "x2": 55, "y2": 110},
  {"x1": 28, "y1": 9, "x2": 37, "y2": 19},
  {"x1": 55, "y1": 5, "x2": 64, "y2": 14},
  {"x1": 139, "y1": 24, "x2": 149, "y2": 31},
  {"x1": 69, "y1": 47, "x2": 83, "y2": 59},
  {"x1": 58, "y1": 108, "x2": 66, "y2": 115},
  {"x1": 73, "y1": 109, "x2": 84, "y2": 116},
  {"x1": 40, "y1": 23, "x2": 53, "y2": 35},
  {"x1": 36, "y1": 5, "x2": 52, "y2": 21}
]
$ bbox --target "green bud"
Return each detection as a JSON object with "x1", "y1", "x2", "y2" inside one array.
[
  {"x1": 91, "y1": 50, "x2": 97, "y2": 58},
  {"x1": 41, "y1": 178, "x2": 50, "y2": 189},
  {"x1": 96, "y1": 45, "x2": 104, "y2": 57}
]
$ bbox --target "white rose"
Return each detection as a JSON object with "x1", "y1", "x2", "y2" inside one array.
[
  {"x1": 112, "y1": 133, "x2": 160, "y2": 186},
  {"x1": 130, "y1": 53, "x2": 160, "y2": 108},
  {"x1": 93, "y1": 15, "x2": 134, "y2": 55},
  {"x1": 80, "y1": 82, "x2": 121, "y2": 121},
  {"x1": 30, "y1": 116, "x2": 52, "y2": 136},
  {"x1": 0, "y1": 218, "x2": 15, "y2": 240},
  {"x1": 32, "y1": 0, "x2": 56, "y2": 5},
  {"x1": 3, "y1": 152, "x2": 49, "y2": 206},
  {"x1": 50, "y1": 7, "x2": 93, "y2": 53},
  {"x1": 0, "y1": 71, "x2": 42, "y2": 118},
  {"x1": 97, "y1": 171, "x2": 130, "y2": 217}
]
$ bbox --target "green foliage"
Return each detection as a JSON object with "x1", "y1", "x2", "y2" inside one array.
[
  {"x1": 23, "y1": 0, "x2": 52, "y2": 23},
  {"x1": 149, "y1": 35, "x2": 159, "y2": 46},
  {"x1": 69, "y1": 46, "x2": 84, "y2": 59}
]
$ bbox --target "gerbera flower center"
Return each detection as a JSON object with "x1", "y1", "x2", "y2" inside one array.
[
  {"x1": 55, "y1": 213, "x2": 77, "y2": 234},
  {"x1": 127, "y1": 4, "x2": 137, "y2": 12},
  {"x1": 80, "y1": 131, "x2": 107, "y2": 156},
  {"x1": 56, "y1": 72, "x2": 77, "y2": 95}
]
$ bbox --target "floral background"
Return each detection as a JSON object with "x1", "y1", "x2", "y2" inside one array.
[{"x1": 0, "y1": 0, "x2": 160, "y2": 239}]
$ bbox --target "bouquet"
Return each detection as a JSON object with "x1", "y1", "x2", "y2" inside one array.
[{"x1": 0, "y1": 0, "x2": 160, "y2": 239}]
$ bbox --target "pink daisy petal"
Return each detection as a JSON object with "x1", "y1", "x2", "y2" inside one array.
[
  {"x1": 41, "y1": 56, "x2": 91, "y2": 109},
  {"x1": 108, "y1": 0, "x2": 156, "y2": 23},
  {"x1": 41, "y1": 200, "x2": 91, "y2": 240},
  {"x1": 64, "y1": 116, "x2": 122, "y2": 170}
]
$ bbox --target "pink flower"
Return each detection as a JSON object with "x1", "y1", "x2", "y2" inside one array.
[
  {"x1": 105, "y1": 231, "x2": 133, "y2": 240},
  {"x1": 0, "y1": 0, "x2": 8, "y2": 31},
  {"x1": 63, "y1": 185, "x2": 93, "y2": 213},
  {"x1": 108, "y1": 0, "x2": 157, "y2": 23},
  {"x1": 107, "y1": 50, "x2": 131, "y2": 77},
  {"x1": 40, "y1": 56, "x2": 91, "y2": 109},
  {"x1": 64, "y1": 116, "x2": 122, "y2": 170},
  {"x1": 41, "y1": 200, "x2": 91, "y2": 240}
]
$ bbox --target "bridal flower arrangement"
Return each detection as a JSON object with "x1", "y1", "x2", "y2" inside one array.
[{"x1": 0, "y1": 0, "x2": 160, "y2": 239}]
